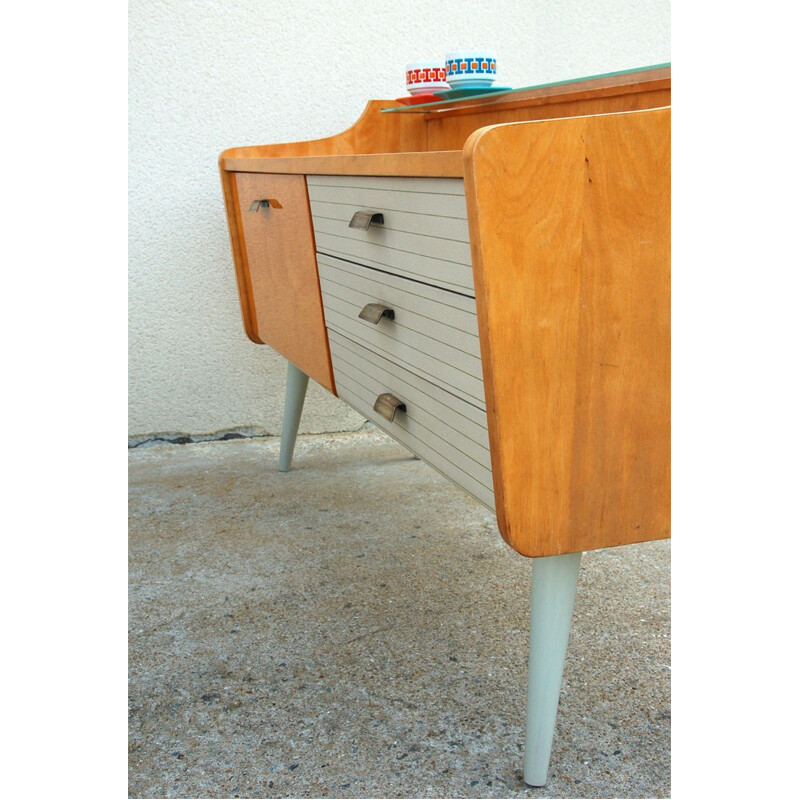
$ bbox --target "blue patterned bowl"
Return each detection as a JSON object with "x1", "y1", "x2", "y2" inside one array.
[{"x1": 445, "y1": 50, "x2": 497, "y2": 88}]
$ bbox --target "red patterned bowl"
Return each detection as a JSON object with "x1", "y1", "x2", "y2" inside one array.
[{"x1": 405, "y1": 61, "x2": 449, "y2": 95}]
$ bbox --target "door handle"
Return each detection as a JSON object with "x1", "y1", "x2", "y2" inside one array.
[{"x1": 249, "y1": 199, "x2": 283, "y2": 212}]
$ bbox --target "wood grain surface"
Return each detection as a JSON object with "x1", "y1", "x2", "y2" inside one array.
[
  {"x1": 464, "y1": 108, "x2": 670, "y2": 557},
  {"x1": 233, "y1": 172, "x2": 335, "y2": 393}
]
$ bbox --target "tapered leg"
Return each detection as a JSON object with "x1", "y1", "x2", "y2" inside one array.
[
  {"x1": 278, "y1": 361, "x2": 309, "y2": 473},
  {"x1": 524, "y1": 551, "x2": 582, "y2": 786}
]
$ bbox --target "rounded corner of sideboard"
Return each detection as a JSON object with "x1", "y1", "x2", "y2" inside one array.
[
  {"x1": 243, "y1": 323, "x2": 264, "y2": 346},
  {"x1": 219, "y1": 146, "x2": 240, "y2": 167},
  {"x1": 493, "y1": 509, "x2": 527, "y2": 557},
  {"x1": 462, "y1": 124, "x2": 501, "y2": 167}
]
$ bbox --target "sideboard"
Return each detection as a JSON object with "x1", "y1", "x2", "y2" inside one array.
[{"x1": 219, "y1": 64, "x2": 670, "y2": 786}]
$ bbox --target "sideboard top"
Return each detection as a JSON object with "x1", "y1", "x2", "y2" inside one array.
[{"x1": 219, "y1": 63, "x2": 670, "y2": 173}]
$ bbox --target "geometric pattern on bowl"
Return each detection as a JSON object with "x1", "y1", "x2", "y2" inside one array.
[
  {"x1": 446, "y1": 56, "x2": 497, "y2": 80},
  {"x1": 406, "y1": 65, "x2": 448, "y2": 95},
  {"x1": 406, "y1": 65, "x2": 447, "y2": 84}
]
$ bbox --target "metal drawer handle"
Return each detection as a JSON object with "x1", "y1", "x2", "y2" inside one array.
[
  {"x1": 249, "y1": 198, "x2": 283, "y2": 212},
  {"x1": 358, "y1": 302, "x2": 395, "y2": 324},
  {"x1": 373, "y1": 393, "x2": 406, "y2": 423},
  {"x1": 349, "y1": 211, "x2": 384, "y2": 230}
]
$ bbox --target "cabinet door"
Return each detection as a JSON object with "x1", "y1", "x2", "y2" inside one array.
[{"x1": 233, "y1": 172, "x2": 335, "y2": 393}]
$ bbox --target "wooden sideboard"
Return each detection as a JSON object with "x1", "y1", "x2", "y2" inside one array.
[{"x1": 220, "y1": 65, "x2": 670, "y2": 786}]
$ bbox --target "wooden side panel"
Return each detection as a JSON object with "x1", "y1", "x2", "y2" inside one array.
[
  {"x1": 233, "y1": 172, "x2": 336, "y2": 393},
  {"x1": 220, "y1": 164, "x2": 259, "y2": 340},
  {"x1": 464, "y1": 108, "x2": 670, "y2": 557}
]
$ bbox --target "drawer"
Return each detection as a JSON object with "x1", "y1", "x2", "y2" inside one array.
[
  {"x1": 318, "y1": 253, "x2": 485, "y2": 410},
  {"x1": 329, "y1": 330, "x2": 494, "y2": 511},
  {"x1": 307, "y1": 175, "x2": 474, "y2": 296}
]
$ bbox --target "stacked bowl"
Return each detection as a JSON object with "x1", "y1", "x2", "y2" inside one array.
[
  {"x1": 444, "y1": 50, "x2": 497, "y2": 89},
  {"x1": 401, "y1": 49, "x2": 503, "y2": 103},
  {"x1": 405, "y1": 62, "x2": 449, "y2": 95}
]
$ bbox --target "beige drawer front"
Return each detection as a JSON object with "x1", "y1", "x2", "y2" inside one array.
[
  {"x1": 307, "y1": 175, "x2": 474, "y2": 296},
  {"x1": 318, "y1": 253, "x2": 485, "y2": 410},
  {"x1": 329, "y1": 330, "x2": 494, "y2": 511}
]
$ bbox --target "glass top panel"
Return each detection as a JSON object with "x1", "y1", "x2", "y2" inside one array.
[{"x1": 381, "y1": 63, "x2": 670, "y2": 114}]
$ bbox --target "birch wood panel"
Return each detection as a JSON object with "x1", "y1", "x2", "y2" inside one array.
[
  {"x1": 233, "y1": 173, "x2": 335, "y2": 393},
  {"x1": 464, "y1": 107, "x2": 670, "y2": 557}
]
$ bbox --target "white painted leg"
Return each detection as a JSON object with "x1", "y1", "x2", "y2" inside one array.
[
  {"x1": 278, "y1": 361, "x2": 309, "y2": 473},
  {"x1": 523, "y1": 551, "x2": 582, "y2": 786}
]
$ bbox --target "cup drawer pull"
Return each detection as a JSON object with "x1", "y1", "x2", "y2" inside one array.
[
  {"x1": 249, "y1": 198, "x2": 283, "y2": 212},
  {"x1": 373, "y1": 393, "x2": 406, "y2": 422},
  {"x1": 349, "y1": 211, "x2": 384, "y2": 230},
  {"x1": 358, "y1": 302, "x2": 395, "y2": 324}
]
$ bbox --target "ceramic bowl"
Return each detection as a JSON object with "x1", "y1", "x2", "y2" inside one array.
[
  {"x1": 405, "y1": 61, "x2": 449, "y2": 95},
  {"x1": 445, "y1": 50, "x2": 497, "y2": 88}
]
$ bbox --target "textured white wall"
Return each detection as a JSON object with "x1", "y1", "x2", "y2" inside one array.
[{"x1": 128, "y1": 0, "x2": 670, "y2": 441}]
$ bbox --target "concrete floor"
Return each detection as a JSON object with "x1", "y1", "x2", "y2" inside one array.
[{"x1": 128, "y1": 427, "x2": 670, "y2": 799}]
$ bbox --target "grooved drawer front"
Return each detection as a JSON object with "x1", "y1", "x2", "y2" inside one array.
[
  {"x1": 318, "y1": 253, "x2": 485, "y2": 410},
  {"x1": 307, "y1": 175, "x2": 474, "y2": 296},
  {"x1": 329, "y1": 330, "x2": 494, "y2": 511}
]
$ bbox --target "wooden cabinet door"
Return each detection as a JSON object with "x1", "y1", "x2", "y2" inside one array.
[{"x1": 233, "y1": 172, "x2": 335, "y2": 393}]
